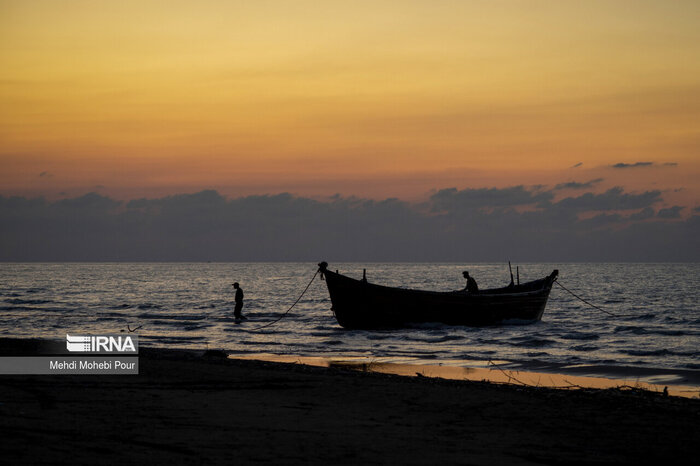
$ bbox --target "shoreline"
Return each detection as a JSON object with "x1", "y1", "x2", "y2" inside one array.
[
  {"x1": 3, "y1": 336, "x2": 699, "y2": 396},
  {"x1": 230, "y1": 353, "x2": 700, "y2": 399},
  {"x1": 1, "y1": 337, "x2": 699, "y2": 464}
]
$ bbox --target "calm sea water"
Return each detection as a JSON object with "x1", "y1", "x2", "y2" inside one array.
[{"x1": 1, "y1": 263, "x2": 698, "y2": 382}]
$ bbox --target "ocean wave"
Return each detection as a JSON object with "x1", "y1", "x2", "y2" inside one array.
[
  {"x1": 137, "y1": 303, "x2": 162, "y2": 310},
  {"x1": 561, "y1": 332, "x2": 600, "y2": 341},
  {"x1": 366, "y1": 334, "x2": 393, "y2": 340},
  {"x1": 24, "y1": 288, "x2": 47, "y2": 294},
  {"x1": 501, "y1": 318, "x2": 538, "y2": 325},
  {"x1": 571, "y1": 344, "x2": 598, "y2": 352},
  {"x1": 98, "y1": 311, "x2": 131, "y2": 318},
  {"x1": 309, "y1": 324, "x2": 336, "y2": 331},
  {"x1": 323, "y1": 340, "x2": 344, "y2": 346},
  {"x1": 235, "y1": 340, "x2": 284, "y2": 346},
  {"x1": 613, "y1": 325, "x2": 647, "y2": 335},
  {"x1": 510, "y1": 337, "x2": 557, "y2": 348},
  {"x1": 136, "y1": 313, "x2": 207, "y2": 321},
  {"x1": 406, "y1": 322, "x2": 448, "y2": 330},
  {"x1": 95, "y1": 316, "x2": 121, "y2": 322},
  {"x1": 473, "y1": 350, "x2": 497, "y2": 355},
  {"x1": 434, "y1": 335, "x2": 464, "y2": 343},
  {"x1": 0, "y1": 305, "x2": 55, "y2": 312},
  {"x1": 4, "y1": 298, "x2": 52, "y2": 305},
  {"x1": 412, "y1": 335, "x2": 464, "y2": 344},
  {"x1": 110, "y1": 303, "x2": 134, "y2": 309},
  {"x1": 560, "y1": 355, "x2": 581, "y2": 362},
  {"x1": 622, "y1": 348, "x2": 699, "y2": 357},
  {"x1": 648, "y1": 329, "x2": 686, "y2": 336},
  {"x1": 476, "y1": 338, "x2": 503, "y2": 345},
  {"x1": 183, "y1": 324, "x2": 211, "y2": 331},
  {"x1": 141, "y1": 335, "x2": 206, "y2": 342},
  {"x1": 307, "y1": 332, "x2": 339, "y2": 338}
]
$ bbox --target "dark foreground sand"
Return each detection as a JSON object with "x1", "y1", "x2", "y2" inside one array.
[{"x1": 1, "y1": 340, "x2": 699, "y2": 465}]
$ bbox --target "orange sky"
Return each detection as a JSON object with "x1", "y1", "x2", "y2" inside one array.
[{"x1": 1, "y1": 0, "x2": 699, "y2": 207}]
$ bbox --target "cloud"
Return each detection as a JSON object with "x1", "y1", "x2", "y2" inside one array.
[
  {"x1": 39, "y1": 171, "x2": 53, "y2": 178},
  {"x1": 657, "y1": 206, "x2": 683, "y2": 219},
  {"x1": 430, "y1": 186, "x2": 553, "y2": 212},
  {"x1": 578, "y1": 212, "x2": 623, "y2": 227},
  {"x1": 571, "y1": 162, "x2": 583, "y2": 168},
  {"x1": 552, "y1": 187, "x2": 661, "y2": 212},
  {"x1": 610, "y1": 161, "x2": 678, "y2": 169},
  {"x1": 611, "y1": 162, "x2": 654, "y2": 168},
  {"x1": 554, "y1": 178, "x2": 604, "y2": 190},
  {"x1": 0, "y1": 188, "x2": 697, "y2": 262},
  {"x1": 629, "y1": 207, "x2": 655, "y2": 221},
  {"x1": 54, "y1": 192, "x2": 121, "y2": 211}
]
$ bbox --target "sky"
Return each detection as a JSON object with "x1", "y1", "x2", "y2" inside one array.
[{"x1": 1, "y1": 1, "x2": 699, "y2": 260}]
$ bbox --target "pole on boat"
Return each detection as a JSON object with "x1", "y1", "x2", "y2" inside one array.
[
  {"x1": 508, "y1": 261, "x2": 514, "y2": 286},
  {"x1": 516, "y1": 266, "x2": 520, "y2": 286}
]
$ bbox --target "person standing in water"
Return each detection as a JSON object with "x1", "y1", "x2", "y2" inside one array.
[{"x1": 231, "y1": 282, "x2": 246, "y2": 320}]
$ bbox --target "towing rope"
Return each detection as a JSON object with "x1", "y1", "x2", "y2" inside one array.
[
  {"x1": 242, "y1": 270, "x2": 319, "y2": 331},
  {"x1": 239, "y1": 271, "x2": 616, "y2": 331},
  {"x1": 554, "y1": 280, "x2": 616, "y2": 317}
]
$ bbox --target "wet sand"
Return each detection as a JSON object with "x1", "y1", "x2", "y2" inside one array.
[
  {"x1": 234, "y1": 353, "x2": 700, "y2": 398},
  {"x1": 1, "y1": 339, "x2": 699, "y2": 465}
]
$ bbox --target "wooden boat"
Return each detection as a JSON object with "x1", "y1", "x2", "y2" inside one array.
[{"x1": 318, "y1": 262, "x2": 558, "y2": 329}]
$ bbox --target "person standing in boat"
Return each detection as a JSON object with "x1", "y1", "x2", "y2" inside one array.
[
  {"x1": 231, "y1": 282, "x2": 246, "y2": 320},
  {"x1": 463, "y1": 271, "x2": 479, "y2": 294}
]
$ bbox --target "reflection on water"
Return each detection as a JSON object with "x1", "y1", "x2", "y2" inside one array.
[{"x1": 232, "y1": 353, "x2": 700, "y2": 399}]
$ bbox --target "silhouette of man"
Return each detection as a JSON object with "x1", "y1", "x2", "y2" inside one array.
[
  {"x1": 231, "y1": 282, "x2": 246, "y2": 320},
  {"x1": 463, "y1": 271, "x2": 479, "y2": 294}
]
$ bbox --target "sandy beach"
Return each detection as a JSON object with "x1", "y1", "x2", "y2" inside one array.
[{"x1": 1, "y1": 338, "x2": 699, "y2": 465}]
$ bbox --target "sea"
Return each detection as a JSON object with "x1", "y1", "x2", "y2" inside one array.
[{"x1": 2, "y1": 262, "x2": 699, "y2": 387}]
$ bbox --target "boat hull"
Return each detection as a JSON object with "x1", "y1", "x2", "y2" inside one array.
[{"x1": 320, "y1": 264, "x2": 557, "y2": 329}]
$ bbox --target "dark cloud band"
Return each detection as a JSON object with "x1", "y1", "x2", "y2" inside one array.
[
  {"x1": 0, "y1": 187, "x2": 696, "y2": 261},
  {"x1": 611, "y1": 161, "x2": 678, "y2": 169}
]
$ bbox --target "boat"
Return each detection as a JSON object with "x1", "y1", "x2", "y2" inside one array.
[{"x1": 317, "y1": 262, "x2": 558, "y2": 329}]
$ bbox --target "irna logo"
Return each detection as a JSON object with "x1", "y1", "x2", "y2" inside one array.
[{"x1": 66, "y1": 334, "x2": 138, "y2": 353}]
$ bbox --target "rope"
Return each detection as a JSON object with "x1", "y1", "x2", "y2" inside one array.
[
  {"x1": 241, "y1": 270, "x2": 319, "y2": 331},
  {"x1": 554, "y1": 280, "x2": 616, "y2": 317}
]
